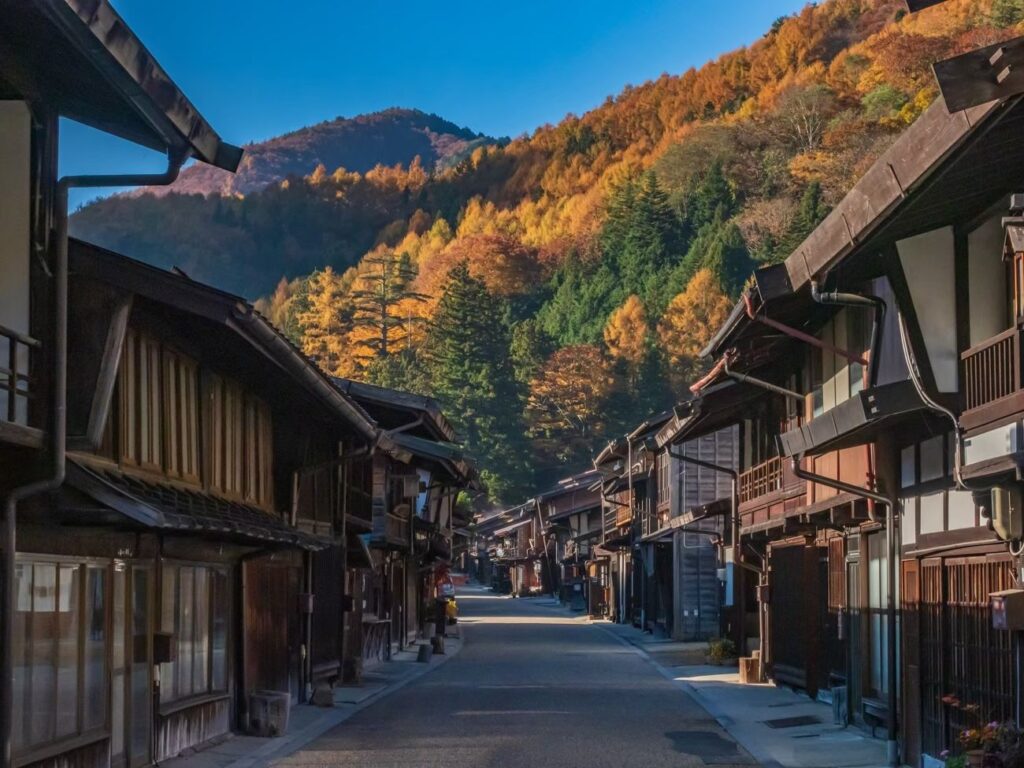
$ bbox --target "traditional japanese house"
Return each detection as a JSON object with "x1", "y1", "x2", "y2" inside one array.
[
  {"x1": 482, "y1": 503, "x2": 542, "y2": 596},
  {"x1": 694, "y1": 268, "x2": 910, "y2": 735},
  {"x1": 0, "y1": 3, "x2": 245, "y2": 766},
  {"x1": 533, "y1": 470, "x2": 603, "y2": 610},
  {"x1": 644, "y1": 421, "x2": 737, "y2": 642},
  {"x1": 592, "y1": 413, "x2": 672, "y2": 627},
  {"x1": 24, "y1": 240, "x2": 392, "y2": 767},
  {"x1": 676, "y1": 86, "x2": 1024, "y2": 765},
  {"x1": 331, "y1": 379, "x2": 476, "y2": 677},
  {"x1": 750, "y1": 91, "x2": 1024, "y2": 766}
]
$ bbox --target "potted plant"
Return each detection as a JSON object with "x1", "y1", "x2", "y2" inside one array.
[
  {"x1": 706, "y1": 637, "x2": 738, "y2": 666},
  {"x1": 941, "y1": 696, "x2": 1003, "y2": 767}
]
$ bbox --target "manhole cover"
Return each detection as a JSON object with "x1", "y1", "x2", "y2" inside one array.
[{"x1": 763, "y1": 715, "x2": 822, "y2": 729}]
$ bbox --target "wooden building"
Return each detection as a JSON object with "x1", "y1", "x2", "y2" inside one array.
[
  {"x1": 673, "y1": 89, "x2": 1024, "y2": 765},
  {"x1": 535, "y1": 470, "x2": 603, "y2": 611},
  {"x1": 330, "y1": 379, "x2": 477, "y2": 678},
  {"x1": 645, "y1": 424, "x2": 738, "y2": 642},
  {"x1": 0, "y1": 3, "x2": 246, "y2": 767},
  {"x1": 30, "y1": 240, "x2": 391, "y2": 765},
  {"x1": 592, "y1": 414, "x2": 670, "y2": 626}
]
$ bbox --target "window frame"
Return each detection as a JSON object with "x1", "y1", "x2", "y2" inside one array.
[
  {"x1": 158, "y1": 560, "x2": 230, "y2": 708},
  {"x1": 12, "y1": 555, "x2": 112, "y2": 758}
]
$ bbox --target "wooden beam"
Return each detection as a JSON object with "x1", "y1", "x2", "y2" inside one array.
[{"x1": 84, "y1": 294, "x2": 132, "y2": 450}]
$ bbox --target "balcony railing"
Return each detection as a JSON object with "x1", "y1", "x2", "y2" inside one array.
[
  {"x1": 370, "y1": 509, "x2": 410, "y2": 549},
  {"x1": 962, "y1": 323, "x2": 1023, "y2": 412},
  {"x1": 740, "y1": 456, "x2": 785, "y2": 503},
  {"x1": 0, "y1": 322, "x2": 39, "y2": 434}
]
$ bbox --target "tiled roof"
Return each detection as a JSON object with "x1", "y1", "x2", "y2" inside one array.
[{"x1": 68, "y1": 460, "x2": 330, "y2": 550}]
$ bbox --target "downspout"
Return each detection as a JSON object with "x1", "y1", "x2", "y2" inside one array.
[
  {"x1": 791, "y1": 456, "x2": 899, "y2": 768},
  {"x1": 533, "y1": 497, "x2": 554, "y2": 597},
  {"x1": 743, "y1": 292, "x2": 869, "y2": 367},
  {"x1": 809, "y1": 281, "x2": 885, "y2": 387},
  {"x1": 2, "y1": 151, "x2": 185, "y2": 768},
  {"x1": 810, "y1": 280, "x2": 887, "y2": 515}
]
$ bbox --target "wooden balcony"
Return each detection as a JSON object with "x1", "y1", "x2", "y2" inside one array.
[
  {"x1": 370, "y1": 508, "x2": 410, "y2": 550},
  {"x1": 738, "y1": 456, "x2": 806, "y2": 533},
  {"x1": 0, "y1": 322, "x2": 42, "y2": 449},
  {"x1": 961, "y1": 322, "x2": 1024, "y2": 433}
]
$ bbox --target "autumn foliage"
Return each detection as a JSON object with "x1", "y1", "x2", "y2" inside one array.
[{"x1": 73, "y1": 0, "x2": 1024, "y2": 500}]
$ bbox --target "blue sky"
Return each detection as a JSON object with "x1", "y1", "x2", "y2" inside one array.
[{"x1": 64, "y1": 0, "x2": 808, "y2": 204}]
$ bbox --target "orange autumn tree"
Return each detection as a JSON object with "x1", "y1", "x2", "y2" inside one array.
[
  {"x1": 658, "y1": 268, "x2": 732, "y2": 390},
  {"x1": 603, "y1": 294, "x2": 649, "y2": 389},
  {"x1": 298, "y1": 266, "x2": 355, "y2": 376},
  {"x1": 348, "y1": 249, "x2": 428, "y2": 368},
  {"x1": 526, "y1": 345, "x2": 618, "y2": 465}
]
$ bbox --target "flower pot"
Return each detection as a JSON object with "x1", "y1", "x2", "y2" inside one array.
[{"x1": 966, "y1": 749, "x2": 985, "y2": 767}]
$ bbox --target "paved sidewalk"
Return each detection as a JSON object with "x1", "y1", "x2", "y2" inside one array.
[
  {"x1": 599, "y1": 620, "x2": 890, "y2": 768},
  {"x1": 523, "y1": 596, "x2": 890, "y2": 768},
  {"x1": 160, "y1": 633, "x2": 463, "y2": 768}
]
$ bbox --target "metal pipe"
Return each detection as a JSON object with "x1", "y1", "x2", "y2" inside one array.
[
  {"x1": 809, "y1": 281, "x2": 886, "y2": 388},
  {"x1": 690, "y1": 357, "x2": 728, "y2": 395},
  {"x1": 744, "y1": 292, "x2": 869, "y2": 367},
  {"x1": 723, "y1": 357, "x2": 804, "y2": 402},
  {"x1": 895, "y1": 309, "x2": 979, "y2": 492},
  {"x1": 790, "y1": 456, "x2": 899, "y2": 767},
  {"x1": 2, "y1": 151, "x2": 186, "y2": 768}
]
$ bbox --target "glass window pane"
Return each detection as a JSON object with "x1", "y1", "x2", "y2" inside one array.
[
  {"x1": 30, "y1": 564, "x2": 58, "y2": 745},
  {"x1": 193, "y1": 568, "x2": 209, "y2": 693},
  {"x1": 84, "y1": 566, "x2": 108, "y2": 731},
  {"x1": 111, "y1": 567, "x2": 126, "y2": 762},
  {"x1": 55, "y1": 565, "x2": 80, "y2": 738},
  {"x1": 13, "y1": 563, "x2": 30, "y2": 750},
  {"x1": 211, "y1": 570, "x2": 228, "y2": 691},
  {"x1": 900, "y1": 445, "x2": 916, "y2": 488},
  {"x1": 160, "y1": 566, "x2": 177, "y2": 703},
  {"x1": 177, "y1": 567, "x2": 194, "y2": 698},
  {"x1": 131, "y1": 568, "x2": 152, "y2": 760},
  {"x1": 920, "y1": 435, "x2": 945, "y2": 482}
]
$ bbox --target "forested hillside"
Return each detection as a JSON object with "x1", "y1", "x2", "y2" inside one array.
[
  {"x1": 140, "y1": 108, "x2": 495, "y2": 198},
  {"x1": 70, "y1": 0, "x2": 1024, "y2": 502}
]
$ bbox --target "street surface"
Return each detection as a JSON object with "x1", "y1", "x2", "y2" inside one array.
[{"x1": 277, "y1": 586, "x2": 756, "y2": 767}]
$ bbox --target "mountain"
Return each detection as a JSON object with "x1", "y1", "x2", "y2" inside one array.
[
  {"x1": 144, "y1": 108, "x2": 495, "y2": 197},
  {"x1": 69, "y1": 0, "x2": 1024, "y2": 500}
]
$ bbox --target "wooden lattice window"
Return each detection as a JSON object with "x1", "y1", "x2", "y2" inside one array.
[
  {"x1": 208, "y1": 374, "x2": 272, "y2": 507},
  {"x1": 163, "y1": 349, "x2": 200, "y2": 483},
  {"x1": 119, "y1": 329, "x2": 162, "y2": 471}
]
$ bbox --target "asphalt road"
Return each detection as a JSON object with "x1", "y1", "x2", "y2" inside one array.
[{"x1": 278, "y1": 586, "x2": 757, "y2": 767}]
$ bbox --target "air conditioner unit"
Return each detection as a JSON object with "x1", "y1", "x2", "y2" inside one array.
[
  {"x1": 991, "y1": 485, "x2": 1024, "y2": 542},
  {"x1": 249, "y1": 690, "x2": 290, "y2": 737}
]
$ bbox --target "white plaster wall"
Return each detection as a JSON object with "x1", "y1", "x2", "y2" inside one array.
[
  {"x1": 968, "y1": 213, "x2": 1007, "y2": 346},
  {"x1": 897, "y1": 227, "x2": 958, "y2": 392}
]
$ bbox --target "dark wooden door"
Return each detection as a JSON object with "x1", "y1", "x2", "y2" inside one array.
[
  {"x1": 244, "y1": 558, "x2": 301, "y2": 702},
  {"x1": 770, "y1": 543, "x2": 820, "y2": 696}
]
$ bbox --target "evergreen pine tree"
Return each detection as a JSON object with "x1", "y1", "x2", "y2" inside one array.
[{"x1": 425, "y1": 262, "x2": 532, "y2": 502}]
